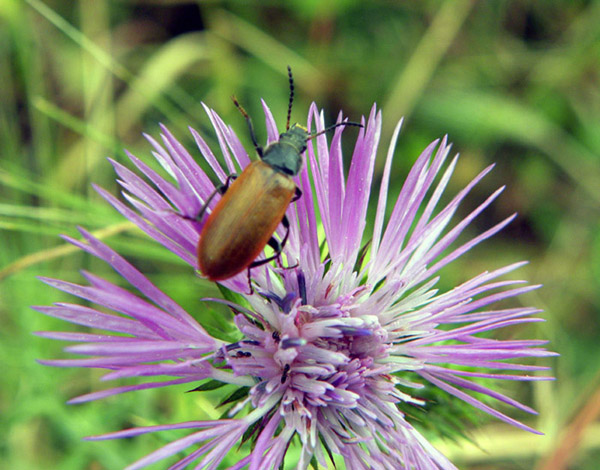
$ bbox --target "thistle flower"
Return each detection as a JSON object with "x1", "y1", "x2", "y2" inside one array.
[{"x1": 36, "y1": 101, "x2": 554, "y2": 470}]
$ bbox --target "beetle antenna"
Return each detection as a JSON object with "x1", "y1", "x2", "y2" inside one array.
[
  {"x1": 308, "y1": 121, "x2": 363, "y2": 140},
  {"x1": 286, "y1": 65, "x2": 294, "y2": 131},
  {"x1": 232, "y1": 95, "x2": 263, "y2": 158}
]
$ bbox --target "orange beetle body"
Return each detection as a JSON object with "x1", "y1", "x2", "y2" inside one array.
[
  {"x1": 194, "y1": 66, "x2": 361, "y2": 285},
  {"x1": 198, "y1": 160, "x2": 296, "y2": 281}
]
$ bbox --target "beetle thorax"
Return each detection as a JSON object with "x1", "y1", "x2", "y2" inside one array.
[{"x1": 261, "y1": 124, "x2": 308, "y2": 176}]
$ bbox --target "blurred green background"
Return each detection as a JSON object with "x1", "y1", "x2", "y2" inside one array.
[{"x1": 1, "y1": 0, "x2": 599, "y2": 469}]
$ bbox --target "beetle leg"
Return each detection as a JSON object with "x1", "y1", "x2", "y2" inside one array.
[
  {"x1": 277, "y1": 215, "x2": 292, "y2": 264},
  {"x1": 231, "y1": 96, "x2": 263, "y2": 158},
  {"x1": 249, "y1": 237, "x2": 284, "y2": 270},
  {"x1": 277, "y1": 215, "x2": 299, "y2": 270},
  {"x1": 246, "y1": 267, "x2": 254, "y2": 296},
  {"x1": 291, "y1": 186, "x2": 302, "y2": 203},
  {"x1": 185, "y1": 174, "x2": 237, "y2": 222},
  {"x1": 249, "y1": 215, "x2": 298, "y2": 271}
]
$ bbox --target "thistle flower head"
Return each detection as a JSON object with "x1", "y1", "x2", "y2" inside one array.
[{"x1": 36, "y1": 101, "x2": 555, "y2": 470}]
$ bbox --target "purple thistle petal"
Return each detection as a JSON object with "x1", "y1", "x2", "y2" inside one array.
[
  {"x1": 34, "y1": 331, "x2": 121, "y2": 342},
  {"x1": 126, "y1": 422, "x2": 246, "y2": 470},
  {"x1": 324, "y1": 120, "x2": 346, "y2": 255},
  {"x1": 225, "y1": 456, "x2": 253, "y2": 470},
  {"x1": 67, "y1": 228, "x2": 207, "y2": 332},
  {"x1": 261, "y1": 99, "x2": 280, "y2": 144},
  {"x1": 426, "y1": 368, "x2": 540, "y2": 414},
  {"x1": 340, "y1": 106, "x2": 380, "y2": 263},
  {"x1": 371, "y1": 138, "x2": 445, "y2": 273},
  {"x1": 294, "y1": 156, "x2": 321, "y2": 274},
  {"x1": 414, "y1": 195, "x2": 513, "y2": 284},
  {"x1": 100, "y1": 359, "x2": 212, "y2": 381},
  {"x1": 188, "y1": 126, "x2": 229, "y2": 183},
  {"x1": 111, "y1": 156, "x2": 179, "y2": 211},
  {"x1": 65, "y1": 340, "x2": 212, "y2": 357},
  {"x1": 202, "y1": 105, "x2": 247, "y2": 174},
  {"x1": 249, "y1": 412, "x2": 282, "y2": 470},
  {"x1": 67, "y1": 378, "x2": 199, "y2": 403},
  {"x1": 40, "y1": 275, "x2": 186, "y2": 340},
  {"x1": 87, "y1": 420, "x2": 248, "y2": 470},
  {"x1": 94, "y1": 185, "x2": 198, "y2": 265},
  {"x1": 127, "y1": 151, "x2": 197, "y2": 211},
  {"x1": 122, "y1": 193, "x2": 198, "y2": 253},
  {"x1": 421, "y1": 371, "x2": 543, "y2": 434},
  {"x1": 305, "y1": 105, "x2": 332, "y2": 243},
  {"x1": 34, "y1": 303, "x2": 152, "y2": 336},
  {"x1": 141, "y1": 131, "x2": 207, "y2": 223},
  {"x1": 38, "y1": 356, "x2": 164, "y2": 368},
  {"x1": 425, "y1": 364, "x2": 554, "y2": 380},
  {"x1": 370, "y1": 117, "x2": 401, "y2": 263},
  {"x1": 86, "y1": 420, "x2": 234, "y2": 440},
  {"x1": 410, "y1": 137, "x2": 455, "y2": 235},
  {"x1": 152, "y1": 124, "x2": 214, "y2": 205}
]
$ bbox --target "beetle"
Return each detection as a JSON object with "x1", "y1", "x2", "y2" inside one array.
[{"x1": 196, "y1": 66, "x2": 361, "y2": 284}]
